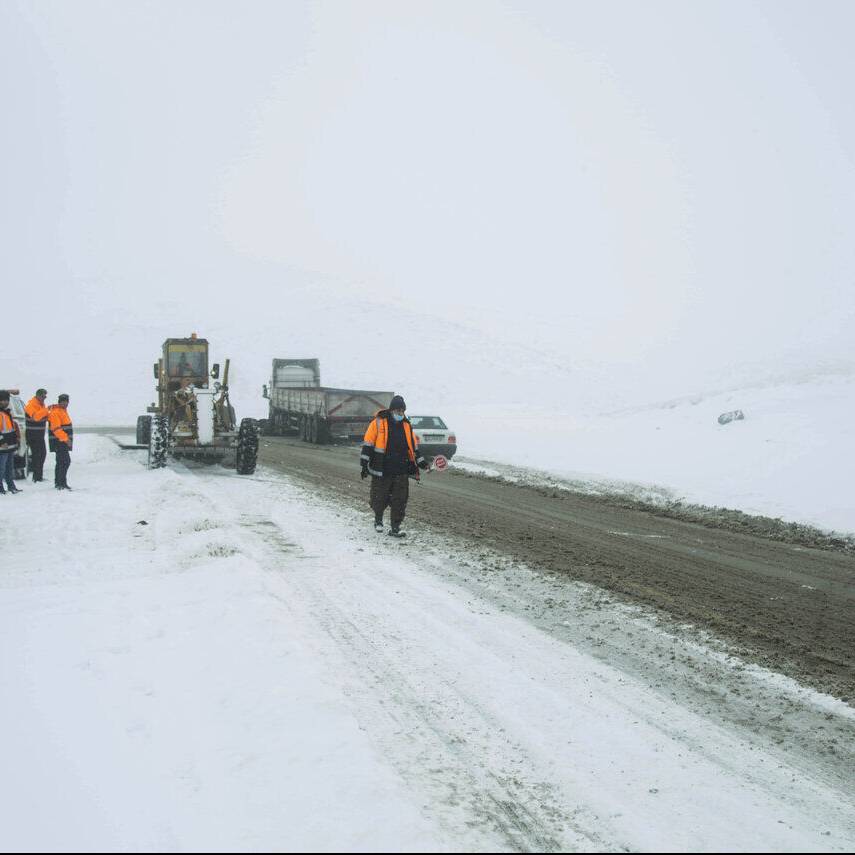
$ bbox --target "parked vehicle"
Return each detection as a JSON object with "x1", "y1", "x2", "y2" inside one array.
[
  {"x1": 409, "y1": 415, "x2": 457, "y2": 460},
  {"x1": 138, "y1": 334, "x2": 258, "y2": 474},
  {"x1": 262, "y1": 359, "x2": 392, "y2": 444},
  {"x1": 3, "y1": 390, "x2": 30, "y2": 480}
]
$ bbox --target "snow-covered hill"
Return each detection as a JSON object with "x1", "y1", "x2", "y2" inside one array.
[{"x1": 454, "y1": 371, "x2": 855, "y2": 535}]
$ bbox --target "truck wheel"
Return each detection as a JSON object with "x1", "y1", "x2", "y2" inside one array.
[
  {"x1": 236, "y1": 418, "x2": 259, "y2": 475},
  {"x1": 148, "y1": 415, "x2": 169, "y2": 469},
  {"x1": 137, "y1": 415, "x2": 152, "y2": 445}
]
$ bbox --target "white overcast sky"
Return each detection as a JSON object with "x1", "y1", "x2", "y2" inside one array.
[{"x1": 1, "y1": 0, "x2": 853, "y2": 420}]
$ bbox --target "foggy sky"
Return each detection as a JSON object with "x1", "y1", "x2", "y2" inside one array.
[{"x1": 2, "y1": 0, "x2": 853, "y2": 423}]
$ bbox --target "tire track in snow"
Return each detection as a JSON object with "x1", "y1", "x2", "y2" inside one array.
[
  {"x1": 239, "y1": 512, "x2": 601, "y2": 853},
  {"x1": 181, "y1": 464, "x2": 855, "y2": 852}
]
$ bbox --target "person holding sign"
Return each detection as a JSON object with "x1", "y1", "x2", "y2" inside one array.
[{"x1": 360, "y1": 395, "x2": 429, "y2": 537}]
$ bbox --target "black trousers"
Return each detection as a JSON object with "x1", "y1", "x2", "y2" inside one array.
[
  {"x1": 26, "y1": 430, "x2": 46, "y2": 480},
  {"x1": 54, "y1": 443, "x2": 71, "y2": 487},
  {"x1": 369, "y1": 474, "x2": 410, "y2": 527}
]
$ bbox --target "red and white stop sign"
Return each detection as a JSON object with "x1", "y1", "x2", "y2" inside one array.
[{"x1": 433, "y1": 454, "x2": 449, "y2": 471}]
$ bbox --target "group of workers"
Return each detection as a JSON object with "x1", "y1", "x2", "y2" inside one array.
[{"x1": 0, "y1": 389, "x2": 73, "y2": 494}]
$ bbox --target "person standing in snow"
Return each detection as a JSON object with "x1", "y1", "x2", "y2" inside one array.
[
  {"x1": 0, "y1": 390, "x2": 22, "y2": 494},
  {"x1": 360, "y1": 394, "x2": 429, "y2": 537},
  {"x1": 48, "y1": 394, "x2": 73, "y2": 491},
  {"x1": 24, "y1": 388, "x2": 50, "y2": 482}
]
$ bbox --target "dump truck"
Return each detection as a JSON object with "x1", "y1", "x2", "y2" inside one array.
[
  {"x1": 138, "y1": 335, "x2": 258, "y2": 473},
  {"x1": 262, "y1": 359, "x2": 393, "y2": 444}
]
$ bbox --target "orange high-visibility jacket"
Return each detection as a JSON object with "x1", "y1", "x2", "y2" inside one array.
[
  {"x1": 48, "y1": 405, "x2": 73, "y2": 444},
  {"x1": 25, "y1": 397, "x2": 50, "y2": 431},
  {"x1": 361, "y1": 410, "x2": 425, "y2": 477},
  {"x1": 0, "y1": 410, "x2": 19, "y2": 451}
]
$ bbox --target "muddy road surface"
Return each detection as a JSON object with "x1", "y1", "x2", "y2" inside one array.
[{"x1": 258, "y1": 437, "x2": 854, "y2": 702}]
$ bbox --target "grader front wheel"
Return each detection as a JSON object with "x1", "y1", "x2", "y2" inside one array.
[{"x1": 148, "y1": 415, "x2": 169, "y2": 469}]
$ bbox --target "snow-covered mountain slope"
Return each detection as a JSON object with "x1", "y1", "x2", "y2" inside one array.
[{"x1": 454, "y1": 372, "x2": 855, "y2": 534}]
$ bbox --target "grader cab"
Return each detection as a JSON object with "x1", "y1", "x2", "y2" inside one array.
[{"x1": 137, "y1": 335, "x2": 258, "y2": 474}]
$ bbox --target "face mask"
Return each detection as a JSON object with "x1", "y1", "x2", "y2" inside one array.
[{"x1": 392, "y1": 412, "x2": 404, "y2": 422}]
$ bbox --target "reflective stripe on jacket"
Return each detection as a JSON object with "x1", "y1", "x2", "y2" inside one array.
[
  {"x1": 25, "y1": 397, "x2": 49, "y2": 430},
  {"x1": 0, "y1": 410, "x2": 18, "y2": 451},
  {"x1": 361, "y1": 409, "x2": 424, "y2": 478},
  {"x1": 48, "y1": 406, "x2": 73, "y2": 444}
]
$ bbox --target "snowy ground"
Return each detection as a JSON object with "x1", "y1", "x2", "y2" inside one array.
[
  {"x1": 450, "y1": 373, "x2": 855, "y2": 535},
  {"x1": 1, "y1": 436, "x2": 853, "y2": 852}
]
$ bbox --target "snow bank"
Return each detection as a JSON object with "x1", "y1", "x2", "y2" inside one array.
[{"x1": 452, "y1": 373, "x2": 855, "y2": 534}]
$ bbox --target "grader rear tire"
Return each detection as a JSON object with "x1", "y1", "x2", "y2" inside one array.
[
  {"x1": 236, "y1": 418, "x2": 258, "y2": 475},
  {"x1": 314, "y1": 417, "x2": 328, "y2": 445}
]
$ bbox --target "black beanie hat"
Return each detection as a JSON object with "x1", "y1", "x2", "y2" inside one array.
[{"x1": 389, "y1": 395, "x2": 406, "y2": 411}]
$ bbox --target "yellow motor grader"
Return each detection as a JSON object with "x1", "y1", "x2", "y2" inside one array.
[{"x1": 137, "y1": 335, "x2": 258, "y2": 474}]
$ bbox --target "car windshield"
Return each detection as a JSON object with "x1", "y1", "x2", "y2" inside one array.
[{"x1": 410, "y1": 416, "x2": 447, "y2": 430}]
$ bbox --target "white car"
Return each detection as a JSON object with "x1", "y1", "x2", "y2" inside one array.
[
  {"x1": 408, "y1": 415, "x2": 457, "y2": 460},
  {"x1": 4, "y1": 390, "x2": 30, "y2": 480}
]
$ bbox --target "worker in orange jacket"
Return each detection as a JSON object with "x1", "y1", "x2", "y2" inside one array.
[
  {"x1": 24, "y1": 388, "x2": 49, "y2": 482},
  {"x1": 48, "y1": 394, "x2": 73, "y2": 491},
  {"x1": 0, "y1": 390, "x2": 22, "y2": 494},
  {"x1": 360, "y1": 395, "x2": 428, "y2": 537}
]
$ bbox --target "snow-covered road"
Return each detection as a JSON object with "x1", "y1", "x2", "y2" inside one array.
[{"x1": 1, "y1": 436, "x2": 852, "y2": 852}]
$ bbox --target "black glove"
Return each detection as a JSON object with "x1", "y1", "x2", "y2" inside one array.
[{"x1": 361, "y1": 462, "x2": 369, "y2": 479}]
